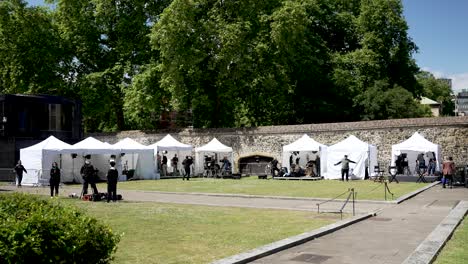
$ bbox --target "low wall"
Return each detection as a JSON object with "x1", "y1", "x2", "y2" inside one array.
[{"x1": 90, "y1": 117, "x2": 468, "y2": 173}]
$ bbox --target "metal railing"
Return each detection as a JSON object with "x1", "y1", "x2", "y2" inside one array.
[{"x1": 316, "y1": 188, "x2": 356, "y2": 220}]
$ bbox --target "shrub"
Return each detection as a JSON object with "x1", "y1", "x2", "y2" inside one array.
[{"x1": 0, "y1": 193, "x2": 120, "y2": 264}]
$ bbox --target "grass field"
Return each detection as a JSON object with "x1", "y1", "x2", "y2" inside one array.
[
  {"x1": 58, "y1": 198, "x2": 339, "y2": 264},
  {"x1": 94, "y1": 177, "x2": 430, "y2": 201},
  {"x1": 433, "y1": 216, "x2": 468, "y2": 264}
]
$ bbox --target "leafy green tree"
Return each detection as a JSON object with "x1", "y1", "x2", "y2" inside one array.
[
  {"x1": 152, "y1": 0, "x2": 294, "y2": 128},
  {"x1": 355, "y1": 80, "x2": 431, "y2": 120},
  {"x1": 416, "y1": 71, "x2": 454, "y2": 116},
  {"x1": 0, "y1": 0, "x2": 71, "y2": 95},
  {"x1": 50, "y1": 0, "x2": 172, "y2": 132}
]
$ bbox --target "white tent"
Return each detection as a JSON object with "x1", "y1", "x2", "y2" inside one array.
[
  {"x1": 391, "y1": 132, "x2": 441, "y2": 173},
  {"x1": 282, "y1": 134, "x2": 328, "y2": 176},
  {"x1": 326, "y1": 135, "x2": 378, "y2": 180},
  {"x1": 148, "y1": 134, "x2": 193, "y2": 176},
  {"x1": 195, "y1": 138, "x2": 233, "y2": 175},
  {"x1": 61, "y1": 137, "x2": 121, "y2": 183},
  {"x1": 113, "y1": 138, "x2": 156, "y2": 180},
  {"x1": 20, "y1": 136, "x2": 72, "y2": 186}
]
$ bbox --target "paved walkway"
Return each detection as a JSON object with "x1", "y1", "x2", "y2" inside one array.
[{"x1": 250, "y1": 186, "x2": 468, "y2": 264}]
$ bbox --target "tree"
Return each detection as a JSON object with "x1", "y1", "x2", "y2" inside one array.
[
  {"x1": 417, "y1": 71, "x2": 454, "y2": 116},
  {"x1": 50, "y1": 0, "x2": 172, "y2": 132},
  {"x1": 0, "y1": 0, "x2": 71, "y2": 96}
]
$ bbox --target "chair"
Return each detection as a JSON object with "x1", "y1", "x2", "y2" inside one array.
[
  {"x1": 416, "y1": 165, "x2": 428, "y2": 183},
  {"x1": 373, "y1": 166, "x2": 385, "y2": 182}
]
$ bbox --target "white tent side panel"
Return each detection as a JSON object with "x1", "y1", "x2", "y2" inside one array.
[{"x1": 325, "y1": 150, "x2": 369, "y2": 179}]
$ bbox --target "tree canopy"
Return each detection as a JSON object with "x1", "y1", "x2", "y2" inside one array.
[{"x1": 0, "y1": 0, "x2": 445, "y2": 131}]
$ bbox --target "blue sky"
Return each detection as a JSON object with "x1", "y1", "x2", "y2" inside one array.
[{"x1": 27, "y1": 0, "x2": 468, "y2": 91}]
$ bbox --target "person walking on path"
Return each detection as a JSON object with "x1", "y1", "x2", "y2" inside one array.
[
  {"x1": 13, "y1": 160, "x2": 27, "y2": 187},
  {"x1": 442, "y1": 156, "x2": 455, "y2": 188},
  {"x1": 49, "y1": 162, "x2": 60, "y2": 197},
  {"x1": 80, "y1": 159, "x2": 99, "y2": 196},
  {"x1": 106, "y1": 160, "x2": 119, "y2": 202},
  {"x1": 334, "y1": 155, "x2": 356, "y2": 181},
  {"x1": 182, "y1": 156, "x2": 193, "y2": 181}
]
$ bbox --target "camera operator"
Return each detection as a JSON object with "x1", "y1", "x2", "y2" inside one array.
[
  {"x1": 80, "y1": 159, "x2": 98, "y2": 196},
  {"x1": 182, "y1": 156, "x2": 193, "y2": 180}
]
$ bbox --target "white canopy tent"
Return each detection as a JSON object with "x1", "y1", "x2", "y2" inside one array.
[
  {"x1": 391, "y1": 132, "x2": 441, "y2": 173},
  {"x1": 282, "y1": 134, "x2": 328, "y2": 176},
  {"x1": 61, "y1": 137, "x2": 121, "y2": 182},
  {"x1": 325, "y1": 135, "x2": 378, "y2": 180},
  {"x1": 19, "y1": 136, "x2": 72, "y2": 186},
  {"x1": 113, "y1": 138, "x2": 156, "y2": 180},
  {"x1": 194, "y1": 138, "x2": 233, "y2": 175},
  {"x1": 148, "y1": 134, "x2": 193, "y2": 176}
]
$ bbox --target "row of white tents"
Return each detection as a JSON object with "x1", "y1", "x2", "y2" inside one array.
[{"x1": 19, "y1": 132, "x2": 441, "y2": 185}]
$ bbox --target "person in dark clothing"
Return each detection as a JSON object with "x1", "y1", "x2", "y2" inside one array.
[
  {"x1": 14, "y1": 160, "x2": 27, "y2": 187},
  {"x1": 106, "y1": 160, "x2": 119, "y2": 202},
  {"x1": 171, "y1": 154, "x2": 179, "y2": 175},
  {"x1": 49, "y1": 162, "x2": 61, "y2": 197},
  {"x1": 182, "y1": 156, "x2": 193, "y2": 180},
  {"x1": 270, "y1": 158, "x2": 279, "y2": 177},
  {"x1": 334, "y1": 155, "x2": 356, "y2": 181},
  {"x1": 162, "y1": 155, "x2": 168, "y2": 176},
  {"x1": 80, "y1": 159, "x2": 98, "y2": 196}
]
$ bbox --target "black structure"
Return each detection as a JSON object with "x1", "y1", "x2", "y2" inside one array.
[{"x1": 0, "y1": 94, "x2": 82, "y2": 180}]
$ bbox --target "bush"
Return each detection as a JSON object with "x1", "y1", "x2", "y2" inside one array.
[{"x1": 0, "y1": 193, "x2": 120, "y2": 264}]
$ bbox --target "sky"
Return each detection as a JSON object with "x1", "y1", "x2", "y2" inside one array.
[{"x1": 26, "y1": 0, "x2": 468, "y2": 92}]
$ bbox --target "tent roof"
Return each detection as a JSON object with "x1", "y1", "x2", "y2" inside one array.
[
  {"x1": 113, "y1": 138, "x2": 151, "y2": 151},
  {"x1": 148, "y1": 134, "x2": 192, "y2": 151},
  {"x1": 61, "y1": 137, "x2": 118, "y2": 155},
  {"x1": 195, "y1": 138, "x2": 232, "y2": 152},
  {"x1": 283, "y1": 134, "x2": 326, "y2": 152},
  {"x1": 21, "y1": 136, "x2": 71, "y2": 151},
  {"x1": 392, "y1": 132, "x2": 439, "y2": 152},
  {"x1": 328, "y1": 135, "x2": 371, "y2": 152}
]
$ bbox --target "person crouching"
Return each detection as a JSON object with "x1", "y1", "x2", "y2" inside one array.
[{"x1": 107, "y1": 160, "x2": 119, "y2": 202}]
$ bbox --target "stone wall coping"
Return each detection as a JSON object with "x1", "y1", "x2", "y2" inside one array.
[{"x1": 88, "y1": 116, "x2": 468, "y2": 137}]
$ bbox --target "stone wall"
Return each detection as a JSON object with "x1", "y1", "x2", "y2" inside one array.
[{"x1": 90, "y1": 117, "x2": 468, "y2": 172}]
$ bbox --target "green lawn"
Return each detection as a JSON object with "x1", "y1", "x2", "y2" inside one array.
[
  {"x1": 59, "y1": 198, "x2": 339, "y2": 264},
  {"x1": 95, "y1": 177, "x2": 429, "y2": 201},
  {"x1": 433, "y1": 216, "x2": 468, "y2": 264}
]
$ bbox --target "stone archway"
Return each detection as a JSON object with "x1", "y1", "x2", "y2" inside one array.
[{"x1": 238, "y1": 154, "x2": 274, "y2": 175}]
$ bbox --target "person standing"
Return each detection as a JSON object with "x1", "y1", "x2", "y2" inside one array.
[
  {"x1": 49, "y1": 162, "x2": 61, "y2": 197},
  {"x1": 13, "y1": 160, "x2": 27, "y2": 187},
  {"x1": 162, "y1": 154, "x2": 168, "y2": 176},
  {"x1": 171, "y1": 154, "x2": 179, "y2": 176},
  {"x1": 106, "y1": 160, "x2": 119, "y2": 202},
  {"x1": 80, "y1": 159, "x2": 99, "y2": 196},
  {"x1": 182, "y1": 156, "x2": 193, "y2": 180},
  {"x1": 334, "y1": 155, "x2": 356, "y2": 181},
  {"x1": 442, "y1": 156, "x2": 455, "y2": 189},
  {"x1": 428, "y1": 158, "x2": 436, "y2": 176}
]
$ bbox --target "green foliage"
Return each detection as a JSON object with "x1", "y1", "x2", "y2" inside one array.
[
  {"x1": 355, "y1": 80, "x2": 431, "y2": 120},
  {"x1": 417, "y1": 71, "x2": 454, "y2": 116},
  {"x1": 0, "y1": 0, "x2": 71, "y2": 95},
  {"x1": 1, "y1": 0, "x2": 430, "y2": 130},
  {"x1": 0, "y1": 193, "x2": 120, "y2": 264}
]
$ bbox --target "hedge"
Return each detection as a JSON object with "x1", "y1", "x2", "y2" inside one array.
[{"x1": 0, "y1": 193, "x2": 120, "y2": 264}]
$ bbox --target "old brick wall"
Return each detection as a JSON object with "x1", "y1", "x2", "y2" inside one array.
[{"x1": 90, "y1": 117, "x2": 468, "y2": 172}]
